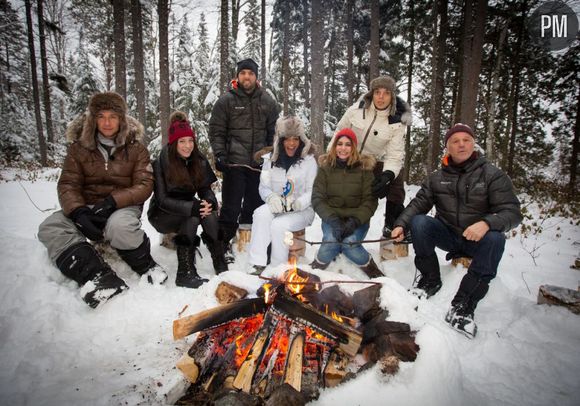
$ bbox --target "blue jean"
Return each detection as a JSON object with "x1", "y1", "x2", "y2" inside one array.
[
  {"x1": 316, "y1": 221, "x2": 371, "y2": 266},
  {"x1": 410, "y1": 215, "x2": 505, "y2": 282}
]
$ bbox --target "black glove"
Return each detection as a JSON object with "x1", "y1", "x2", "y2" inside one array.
[
  {"x1": 215, "y1": 155, "x2": 229, "y2": 172},
  {"x1": 91, "y1": 195, "x2": 116, "y2": 221},
  {"x1": 341, "y1": 216, "x2": 361, "y2": 240},
  {"x1": 327, "y1": 216, "x2": 344, "y2": 241},
  {"x1": 70, "y1": 206, "x2": 106, "y2": 241},
  {"x1": 371, "y1": 170, "x2": 395, "y2": 199}
]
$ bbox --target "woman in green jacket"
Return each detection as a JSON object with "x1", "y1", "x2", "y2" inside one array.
[{"x1": 311, "y1": 128, "x2": 383, "y2": 278}]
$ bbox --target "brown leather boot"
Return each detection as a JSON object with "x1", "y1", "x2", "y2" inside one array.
[{"x1": 359, "y1": 257, "x2": 384, "y2": 278}]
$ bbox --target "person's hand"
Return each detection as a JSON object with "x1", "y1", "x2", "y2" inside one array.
[
  {"x1": 70, "y1": 206, "x2": 106, "y2": 241},
  {"x1": 327, "y1": 216, "x2": 344, "y2": 241},
  {"x1": 284, "y1": 195, "x2": 295, "y2": 212},
  {"x1": 341, "y1": 217, "x2": 361, "y2": 240},
  {"x1": 91, "y1": 195, "x2": 116, "y2": 220},
  {"x1": 463, "y1": 221, "x2": 489, "y2": 242},
  {"x1": 371, "y1": 170, "x2": 395, "y2": 199},
  {"x1": 199, "y1": 200, "x2": 212, "y2": 218},
  {"x1": 215, "y1": 155, "x2": 229, "y2": 172},
  {"x1": 266, "y1": 194, "x2": 284, "y2": 214},
  {"x1": 291, "y1": 198, "x2": 303, "y2": 212},
  {"x1": 391, "y1": 226, "x2": 405, "y2": 242}
]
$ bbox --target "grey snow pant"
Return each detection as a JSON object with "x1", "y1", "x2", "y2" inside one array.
[{"x1": 38, "y1": 206, "x2": 145, "y2": 263}]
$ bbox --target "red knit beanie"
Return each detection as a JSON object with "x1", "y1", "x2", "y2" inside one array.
[
  {"x1": 334, "y1": 128, "x2": 358, "y2": 146},
  {"x1": 168, "y1": 112, "x2": 195, "y2": 144},
  {"x1": 444, "y1": 123, "x2": 474, "y2": 145}
]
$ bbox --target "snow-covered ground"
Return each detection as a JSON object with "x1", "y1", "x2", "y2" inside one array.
[{"x1": 0, "y1": 170, "x2": 579, "y2": 406}]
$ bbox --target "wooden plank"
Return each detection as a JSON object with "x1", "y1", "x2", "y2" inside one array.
[
  {"x1": 173, "y1": 298, "x2": 266, "y2": 340},
  {"x1": 233, "y1": 326, "x2": 270, "y2": 392},
  {"x1": 283, "y1": 333, "x2": 304, "y2": 392}
]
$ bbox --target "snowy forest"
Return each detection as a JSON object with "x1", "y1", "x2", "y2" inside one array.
[{"x1": 0, "y1": 0, "x2": 578, "y2": 205}]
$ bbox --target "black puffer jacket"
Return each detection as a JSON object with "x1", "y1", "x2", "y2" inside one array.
[
  {"x1": 394, "y1": 155, "x2": 522, "y2": 235},
  {"x1": 148, "y1": 146, "x2": 218, "y2": 219},
  {"x1": 209, "y1": 80, "x2": 279, "y2": 166}
]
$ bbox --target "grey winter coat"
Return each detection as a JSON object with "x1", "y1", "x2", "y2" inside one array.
[
  {"x1": 209, "y1": 80, "x2": 279, "y2": 166},
  {"x1": 394, "y1": 155, "x2": 522, "y2": 235}
]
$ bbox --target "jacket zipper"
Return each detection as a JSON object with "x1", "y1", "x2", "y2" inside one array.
[
  {"x1": 359, "y1": 111, "x2": 378, "y2": 153},
  {"x1": 466, "y1": 183, "x2": 470, "y2": 204},
  {"x1": 455, "y1": 174, "x2": 462, "y2": 226}
]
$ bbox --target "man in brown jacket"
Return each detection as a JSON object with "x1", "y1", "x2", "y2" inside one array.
[{"x1": 38, "y1": 92, "x2": 167, "y2": 308}]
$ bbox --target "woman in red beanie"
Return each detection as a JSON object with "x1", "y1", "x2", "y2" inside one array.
[
  {"x1": 310, "y1": 128, "x2": 383, "y2": 278},
  {"x1": 148, "y1": 111, "x2": 227, "y2": 288}
]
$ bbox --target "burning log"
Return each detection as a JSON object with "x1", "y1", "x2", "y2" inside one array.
[
  {"x1": 233, "y1": 314, "x2": 274, "y2": 393},
  {"x1": 283, "y1": 332, "x2": 305, "y2": 392},
  {"x1": 272, "y1": 293, "x2": 362, "y2": 357},
  {"x1": 173, "y1": 298, "x2": 266, "y2": 340}
]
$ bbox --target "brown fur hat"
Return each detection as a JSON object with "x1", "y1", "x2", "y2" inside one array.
[
  {"x1": 71, "y1": 92, "x2": 131, "y2": 149},
  {"x1": 66, "y1": 112, "x2": 144, "y2": 150},
  {"x1": 362, "y1": 75, "x2": 397, "y2": 116}
]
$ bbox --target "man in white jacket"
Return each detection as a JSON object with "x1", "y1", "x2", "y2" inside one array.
[
  {"x1": 248, "y1": 115, "x2": 318, "y2": 272},
  {"x1": 336, "y1": 75, "x2": 412, "y2": 238}
]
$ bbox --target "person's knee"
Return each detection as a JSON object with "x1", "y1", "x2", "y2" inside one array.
[
  {"x1": 482, "y1": 230, "x2": 505, "y2": 247},
  {"x1": 410, "y1": 214, "x2": 430, "y2": 235}
]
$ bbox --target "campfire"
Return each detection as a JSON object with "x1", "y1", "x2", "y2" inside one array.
[{"x1": 172, "y1": 260, "x2": 419, "y2": 404}]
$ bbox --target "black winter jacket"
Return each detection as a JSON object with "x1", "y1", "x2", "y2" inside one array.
[
  {"x1": 394, "y1": 155, "x2": 522, "y2": 235},
  {"x1": 209, "y1": 81, "x2": 279, "y2": 166},
  {"x1": 148, "y1": 146, "x2": 218, "y2": 219}
]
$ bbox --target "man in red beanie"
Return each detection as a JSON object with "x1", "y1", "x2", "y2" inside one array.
[
  {"x1": 391, "y1": 123, "x2": 522, "y2": 338},
  {"x1": 38, "y1": 92, "x2": 166, "y2": 308}
]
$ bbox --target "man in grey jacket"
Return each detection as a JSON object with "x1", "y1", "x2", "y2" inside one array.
[{"x1": 391, "y1": 123, "x2": 522, "y2": 338}]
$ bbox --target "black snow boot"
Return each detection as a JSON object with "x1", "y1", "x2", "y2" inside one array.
[
  {"x1": 445, "y1": 272, "x2": 489, "y2": 338},
  {"x1": 219, "y1": 225, "x2": 238, "y2": 264},
  {"x1": 359, "y1": 257, "x2": 385, "y2": 278},
  {"x1": 201, "y1": 231, "x2": 228, "y2": 274},
  {"x1": 174, "y1": 235, "x2": 208, "y2": 288},
  {"x1": 116, "y1": 235, "x2": 168, "y2": 285},
  {"x1": 413, "y1": 254, "x2": 442, "y2": 298},
  {"x1": 56, "y1": 242, "x2": 128, "y2": 308}
]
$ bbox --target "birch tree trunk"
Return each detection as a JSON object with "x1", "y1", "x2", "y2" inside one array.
[{"x1": 404, "y1": 0, "x2": 416, "y2": 182}]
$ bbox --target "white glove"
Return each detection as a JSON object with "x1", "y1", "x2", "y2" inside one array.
[
  {"x1": 284, "y1": 195, "x2": 295, "y2": 212},
  {"x1": 266, "y1": 194, "x2": 284, "y2": 214},
  {"x1": 291, "y1": 198, "x2": 303, "y2": 212}
]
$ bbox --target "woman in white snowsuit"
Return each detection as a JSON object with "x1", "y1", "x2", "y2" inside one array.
[{"x1": 248, "y1": 115, "x2": 318, "y2": 272}]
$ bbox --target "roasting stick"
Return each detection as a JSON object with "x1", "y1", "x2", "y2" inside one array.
[
  {"x1": 258, "y1": 275, "x2": 383, "y2": 287},
  {"x1": 283, "y1": 231, "x2": 395, "y2": 247}
]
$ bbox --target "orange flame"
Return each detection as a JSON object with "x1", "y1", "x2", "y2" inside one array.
[
  {"x1": 263, "y1": 283, "x2": 272, "y2": 304},
  {"x1": 285, "y1": 257, "x2": 309, "y2": 296}
]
